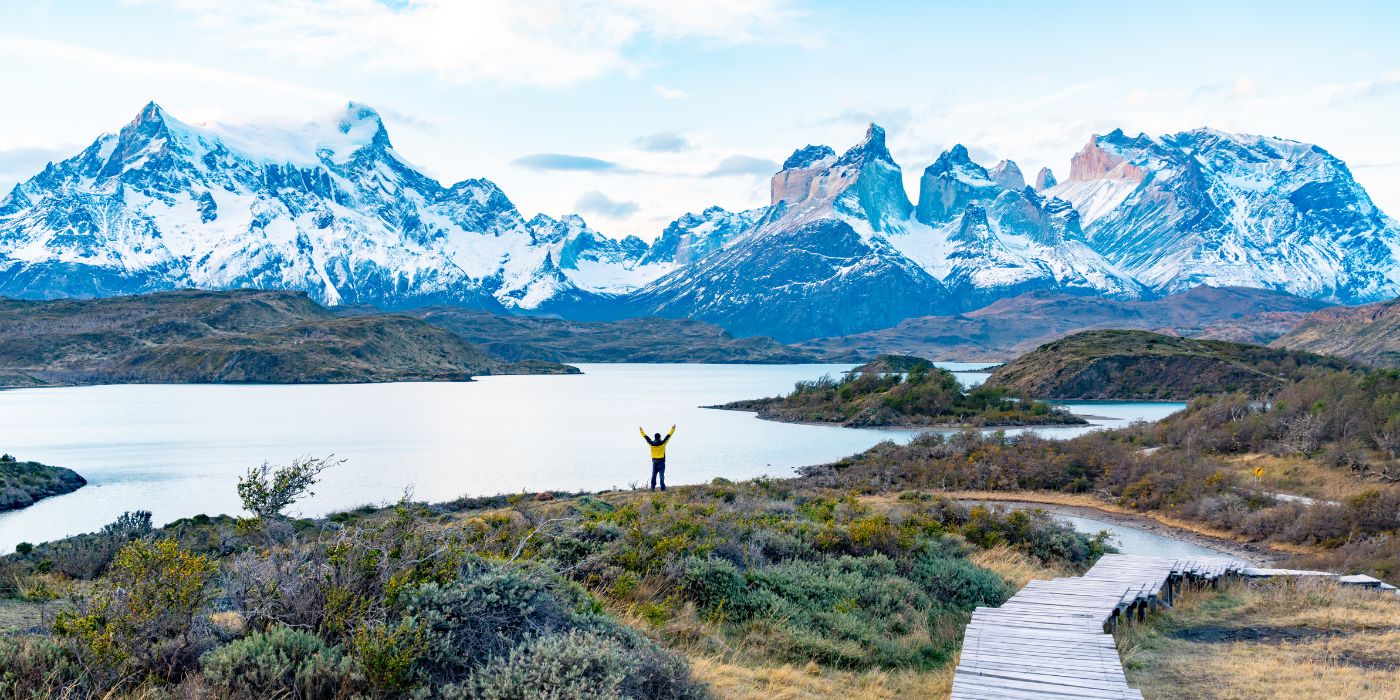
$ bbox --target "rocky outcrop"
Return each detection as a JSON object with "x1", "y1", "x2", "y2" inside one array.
[
  {"x1": 989, "y1": 159, "x2": 1026, "y2": 190},
  {"x1": 914, "y1": 145, "x2": 1000, "y2": 224},
  {"x1": 1034, "y1": 167, "x2": 1058, "y2": 191},
  {"x1": 1, "y1": 459, "x2": 87, "y2": 512},
  {"x1": 1065, "y1": 132, "x2": 1147, "y2": 183}
]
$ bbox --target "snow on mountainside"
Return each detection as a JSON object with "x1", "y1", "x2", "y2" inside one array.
[
  {"x1": 623, "y1": 125, "x2": 953, "y2": 341},
  {"x1": 637, "y1": 205, "x2": 763, "y2": 267},
  {"x1": 888, "y1": 147, "x2": 1143, "y2": 309},
  {"x1": 1047, "y1": 128, "x2": 1400, "y2": 303},
  {"x1": 3, "y1": 103, "x2": 1397, "y2": 341},
  {"x1": 0, "y1": 102, "x2": 651, "y2": 310}
]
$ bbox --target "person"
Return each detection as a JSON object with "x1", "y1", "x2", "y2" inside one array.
[{"x1": 639, "y1": 424, "x2": 675, "y2": 491}]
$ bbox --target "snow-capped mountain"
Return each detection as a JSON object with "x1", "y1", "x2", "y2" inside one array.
[
  {"x1": 885, "y1": 146, "x2": 1143, "y2": 309},
  {"x1": 1047, "y1": 128, "x2": 1400, "y2": 303},
  {"x1": 637, "y1": 205, "x2": 763, "y2": 267},
  {"x1": 623, "y1": 125, "x2": 954, "y2": 340},
  {"x1": 3, "y1": 103, "x2": 1398, "y2": 342},
  {"x1": 0, "y1": 102, "x2": 654, "y2": 311}
]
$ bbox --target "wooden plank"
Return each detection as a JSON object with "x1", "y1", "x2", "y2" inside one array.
[{"x1": 952, "y1": 553, "x2": 1244, "y2": 700}]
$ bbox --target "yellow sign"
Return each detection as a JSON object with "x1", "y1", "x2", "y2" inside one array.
[{"x1": 1254, "y1": 466, "x2": 1264, "y2": 477}]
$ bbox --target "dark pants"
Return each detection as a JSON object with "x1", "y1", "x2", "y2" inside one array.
[{"x1": 651, "y1": 458, "x2": 666, "y2": 491}]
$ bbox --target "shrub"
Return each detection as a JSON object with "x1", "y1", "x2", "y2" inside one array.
[
  {"x1": 14, "y1": 542, "x2": 32, "y2": 555},
  {"x1": 679, "y1": 557, "x2": 751, "y2": 618},
  {"x1": 572, "y1": 618, "x2": 709, "y2": 700},
  {"x1": 911, "y1": 551, "x2": 1013, "y2": 610},
  {"x1": 201, "y1": 626, "x2": 352, "y2": 699},
  {"x1": 42, "y1": 510, "x2": 153, "y2": 579},
  {"x1": 405, "y1": 568, "x2": 573, "y2": 681},
  {"x1": 464, "y1": 630, "x2": 639, "y2": 700},
  {"x1": 349, "y1": 619, "x2": 427, "y2": 696},
  {"x1": 53, "y1": 538, "x2": 218, "y2": 685},
  {"x1": 0, "y1": 636, "x2": 84, "y2": 698}
]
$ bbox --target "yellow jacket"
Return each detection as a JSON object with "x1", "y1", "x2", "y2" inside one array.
[{"x1": 641, "y1": 426, "x2": 675, "y2": 459}]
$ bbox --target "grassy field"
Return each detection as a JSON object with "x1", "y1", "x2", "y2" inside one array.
[{"x1": 1119, "y1": 578, "x2": 1400, "y2": 700}]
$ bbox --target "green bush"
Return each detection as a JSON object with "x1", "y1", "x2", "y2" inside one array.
[
  {"x1": 0, "y1": 636, "x2": 84, "y2": 699},
  {"x1": 684, "y1": 554, "x2": 951, "y2": 669},
  {"x1": 405, "y1": 568, "x2": 573, "y2": 680},
  {"x1": 463, "y1": 630, "x2": 639, "y2": 700},
  {"x1": 911, "y1": 551, "x2": 1013, "y2": 610},
  {"x1": 52, "y1": 538, "x2": 218, "y2": 686},
  {"x1": 201, "y1": 626, "x2": 352, "y2": 699}
]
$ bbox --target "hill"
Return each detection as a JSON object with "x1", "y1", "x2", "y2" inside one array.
[
  {"x1": 0, "y1": 290, "x2": 575, "y2": 387},
  {"x1": 984, "y1": 330, "x2": 1350, "y2": 400},
  {"x1": 1270, "y1": 298, "x2": 1400, "y2": 368},
  {"x1": 379, "y1": 307, "x2": 823, "y2": 364},
  {"x1": 713, "y1": 355, "x2": 1085, "y2": 428},
  {"x1": 795, "y1": 286, "x2": 1331, "y2": 361},
  {"x1": 0, "y1": 456, "x2": 86, "y2": 512}
]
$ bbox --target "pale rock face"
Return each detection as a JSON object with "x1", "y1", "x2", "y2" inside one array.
[
  {"x1": 1034, "y1": 167, "x2": 1058, "y2": 191},
  {"x1": 1067, "y1": 132, "x2": 1148, "y2": 183},
  {"x1": 765, "y1": 125, "x2": 912, "y2": 235},
  {"x1": 893, "y1": 145, "x2": 1144, "y2": 309},
  {"x1": 770, "y1": 145, "x2": 835, "y2": 207},
  {"x1": 989, "y1": 159, "x2": 1026, "y2": 191}
]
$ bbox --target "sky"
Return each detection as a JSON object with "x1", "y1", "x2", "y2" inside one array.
[{"x1": 2, "y1": 0, "x2": 1399, "y2": 240}]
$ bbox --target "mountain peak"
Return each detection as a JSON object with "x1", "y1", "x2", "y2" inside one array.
[
  {"x1": 915, "y1": 145, "x2": 996, "y2": 224},
  {"x1": 1034, "y1": 167, "x2": 1058, "y2": 191},
  {"x1": 782, "y1": 145, "x2": 835, "y2": 170},
  {"x1": 833, "y1": 122, "x2": 892, "y2": 166},
  {"x1": 338, "y1": 101, "x2": 391, "y2": 149},
  {"x1": 989, "y1": 159, "x2": 1025, "y2": 190},
  {"x1": 135, "y1": 101, "x2": 168, "y2": 124}
]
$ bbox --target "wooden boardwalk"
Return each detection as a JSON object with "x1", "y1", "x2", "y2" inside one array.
[{"x1": 951, "y1": 554, "x2": 1244, "y2": 699}]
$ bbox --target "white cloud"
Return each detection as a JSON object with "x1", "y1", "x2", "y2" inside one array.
[
  {"x1": 0, "y1": 35, "x2": 337, "y2": 107},
  {"x1": 147, "y1": 0, "x2": 797, "y2": 87},
  {"x1": 1320, "y1": 68, "x2": 1400, "y2": 103},
  {"x1": 653, "y1": 84, "x2": 688, "y2": 99},
  {"x1": 575, "y1": 190, "x2": 639, "y2": 218}
]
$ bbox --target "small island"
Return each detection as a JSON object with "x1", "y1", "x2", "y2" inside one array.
[
  {"x1": 710, "y1": 355, "x2": 1087, "y2": 428},
  {"x1": 0, "y1": 454, "x2": 86, "y2": 512}
]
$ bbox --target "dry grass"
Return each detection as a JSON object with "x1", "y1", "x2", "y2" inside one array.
[
  {"x1": 1223, "y1": 453, "x2": 1370, "y2": 502},
  {"x1": 1118, "y1": 578, "x2": 1400, "y2": 700},
  {"x1": 688, "y1": 655, "x2": 955, "y2": 700},
  {"x1": 967, "y1": 543, "x2": 1066, "y2": 587}
]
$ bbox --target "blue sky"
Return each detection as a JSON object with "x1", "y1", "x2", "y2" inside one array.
[{"x1": 2, "y1": 0, "x2": 1398, "y2": 239}]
